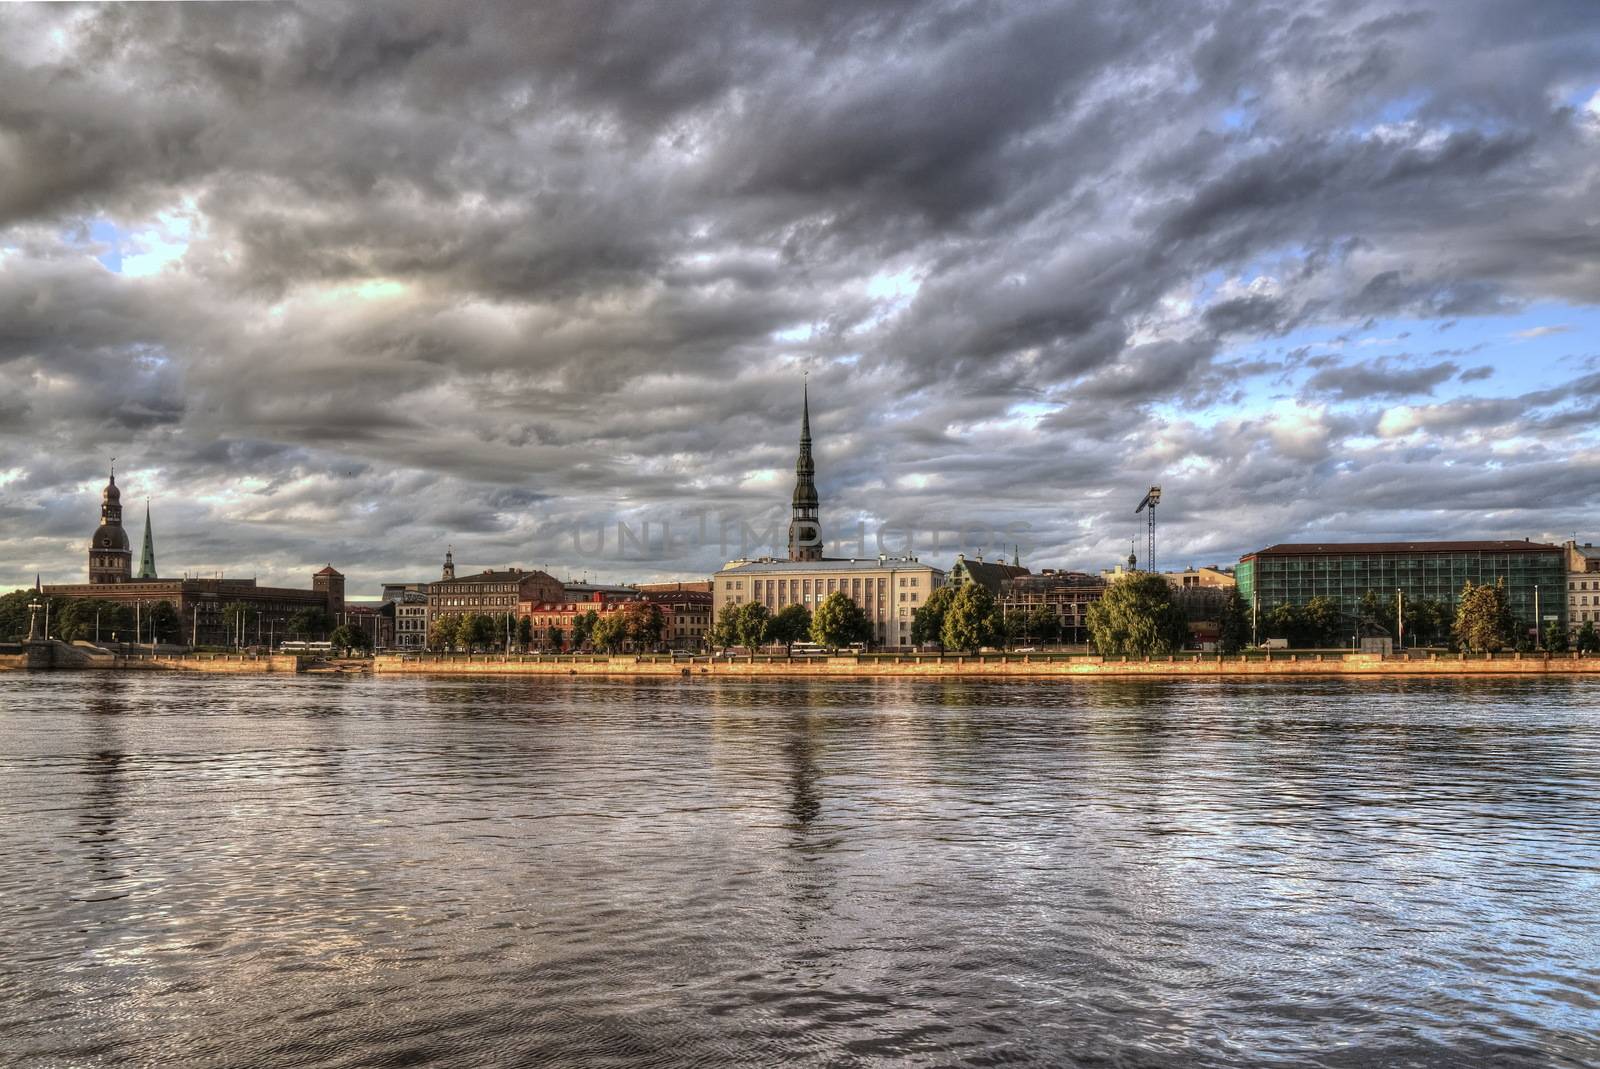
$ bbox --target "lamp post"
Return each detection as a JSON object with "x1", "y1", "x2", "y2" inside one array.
[
  {"x1": 1397, "y1": 588, "x2": 1404, "y2": 650},
  {"x1": 27, "y1": 597, "x2": 42, "y2": 641}
]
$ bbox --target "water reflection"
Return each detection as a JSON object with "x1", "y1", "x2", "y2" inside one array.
[{"x1": 0, "y1": 673, "x2": 1596, "y2": 1068}]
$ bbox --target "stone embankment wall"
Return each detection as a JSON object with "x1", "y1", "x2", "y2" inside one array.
[
  {"x1": 373, "y1": 651, "x2": 1600, "y2": 678},
  {"x1": 0, "y1": 643, "x2": 302, "y2": 674}
]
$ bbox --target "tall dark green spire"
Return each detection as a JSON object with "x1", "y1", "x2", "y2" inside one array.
[
  {"x1": 137, "y1": 499, "x2": 157, "y2": 579},
  {"x1": 788, "y1": 378, "x2": 822, "y2": 561}
]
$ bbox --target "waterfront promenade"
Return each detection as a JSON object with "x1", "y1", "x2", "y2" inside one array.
[
  {"x1": 11, "y1": 644, "x2": 1600, "y2": 677},
  {"x1": 371, "y1": 650, "x2": 1600, "y2": 678}
]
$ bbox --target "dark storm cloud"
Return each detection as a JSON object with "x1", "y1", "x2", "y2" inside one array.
[
  {"x1": 1, "y1": 0, "x2": 1598, "y2": 590},
  {"x1": 1304, "y1": 356, "x2": 1462, "y2": 400}
]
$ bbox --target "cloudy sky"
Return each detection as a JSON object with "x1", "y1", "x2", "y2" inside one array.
[{"x1": 2, "y1": 1, "x2": 1599, "y2": 594}]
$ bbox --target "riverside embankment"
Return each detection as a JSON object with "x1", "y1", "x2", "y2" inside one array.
[
  {"x1": 0, "y1": 641, "x2": 302, "y2": 673},
  {"x1": 373, "y1": 650, "x2": 1600, "y2": 678}
]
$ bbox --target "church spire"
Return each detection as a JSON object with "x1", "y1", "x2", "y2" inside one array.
[
  {"x1": 788, "y1": 377, "x2": 822, "y2": 561},
  {"x1": 137, "y1": 499, "x2": 157, "y2": 579}
]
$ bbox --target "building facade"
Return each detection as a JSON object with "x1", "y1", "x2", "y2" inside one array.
[
  {"x1": 425, "y1": 553, "x2": 563, "y2": 633},
  {"x1": 339, "y1": 602, "x2": 395, "y2": 650},
  {"x1": 997, "y1": 570, "x2": 1105, "y2": 645},
  {"x1": 714, "y1": 557, "x2": 945, "y2": 649},
  {"x1": 390, "y1": 591, "x2": 430, "y2": 649},
  {"x1": 518, "y1": 592, "x2": 643, "y2": 650},
  {"x1": 1237, "y1": 541, "x2": 1567, "y2": 640},
  {"x1": 43, "y1": 472, "x2": 346, "y2": 646},
  {"x1": 1564, "y1": 541, "x2": 1600, "y2": 632},
  {"x1": 637, "y1": 582, "x2": 715, "y2": 651}
]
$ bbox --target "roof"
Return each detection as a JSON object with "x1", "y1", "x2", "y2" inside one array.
[
  {"x1": 435, "y1": 568, "x2": 557, "y2": 585},
  {"x1": 952, "y1": 557, "x2": 1030, "y2": 592},
  {"x1": 1246, "y1": 540, "x2": 1562, "y2": 558},
  {"x1": 314, "y1": 565, "x2": 343, "y2": 576},
  {"x1": 562, "y1": 581, "x2": 640, "y2": 595},
  {"x1": 717, "y1": 557, "x2": 942, "y2": 576}
]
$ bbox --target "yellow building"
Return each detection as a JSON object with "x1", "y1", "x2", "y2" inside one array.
[{"x1": 713, "y1": 557, "x2": 945, "y2": 649}]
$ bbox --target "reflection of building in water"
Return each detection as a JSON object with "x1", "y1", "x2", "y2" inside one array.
[
  {"x1": 80, "y1": 687, "x2": 132, "y2": 886},
  {"x1": 786, "y1": 718, "x2": 822, "y2": 828}
]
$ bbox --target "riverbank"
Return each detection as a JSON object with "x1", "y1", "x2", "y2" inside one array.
[
  {"x1": 371, "y1": 650, "x2": 1600, "y2": 678},
  {"x1": 11, "y1": 646, "x2": 1600, "y2": 678},
  {"x1": 0, "y1": 642, "x2": 302, "y2": 673}
]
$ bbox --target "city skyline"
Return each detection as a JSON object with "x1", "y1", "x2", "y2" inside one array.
[{"x1": 3, "y1": 2, "x2": 1599, "y2": 593}]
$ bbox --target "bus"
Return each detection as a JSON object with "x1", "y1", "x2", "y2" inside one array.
[{"x1": 279, "y1": 640, "x2": 335, "y2": 654}]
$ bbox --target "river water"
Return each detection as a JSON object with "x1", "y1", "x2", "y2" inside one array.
[{"x1": 1, "y1": 674, "x2": 1597, "y2": 1068}]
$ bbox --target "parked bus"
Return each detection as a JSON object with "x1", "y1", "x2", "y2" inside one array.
[{"x1": 279, "y1": 640, "x2": 334, "y2": 654}]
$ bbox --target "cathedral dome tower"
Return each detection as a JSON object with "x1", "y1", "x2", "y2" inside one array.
[{"x1": 88, "y1": 469, "x2": 133, "y2": 584}]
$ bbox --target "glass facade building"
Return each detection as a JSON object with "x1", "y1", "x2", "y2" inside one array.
[{"x1": 1236, "y1": 541, "x2": 1567, "y2": 635}]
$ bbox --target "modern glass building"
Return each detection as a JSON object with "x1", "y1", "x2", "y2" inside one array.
[{"x1": 1236, "y1": 541, "x2": 1567, "y2": 637}]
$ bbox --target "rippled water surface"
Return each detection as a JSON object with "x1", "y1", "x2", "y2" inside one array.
[{"x1": 2, "y1": 674, "x2": 1599, "y2": 1067}]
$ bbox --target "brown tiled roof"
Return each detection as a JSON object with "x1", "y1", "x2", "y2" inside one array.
[{"x1": 1246, "y1": 540, "x2": 1561, "y2": 558}]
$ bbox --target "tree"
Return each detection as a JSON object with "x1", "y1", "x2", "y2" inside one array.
[
  {"x1": 1024, "y1": 604, "x2": 1059, "y2": 645},
  {"x1": 287, "y1": 608, "x2": 332, "y2": 640},
  {"x1": 570, "y1": 609, "x2": 599, "y2": 650},
  {"x1": 516, "y1": 615, "x2": 534, "y2": 650},
  {"x1": 1403, "y1": 597, "x2": 1450, "y2": 647},
  {"x1": 220, "y1": 601, "x2": 259, "y2": 647},
  {"x1": 590, "y1": 613, "x2": 627, "y2": 652},
  {"x1": 910, "y1": 586, "x2": 957, "y2": 649},
  {"x1": 623, "y1": 601, "x2": 665, "y2": 650},
  {"x1": 767, "y1": 603, "x2": 812, "y2": 651},
  {"x1": 428, "y1": 613, "x2": 461, "y2": 650},
  {"x1": 1217, "y1": 588, "x2": 1250, "y2": 654},
  {"x1": 941, "y1": 583, "x2": 1000, "y2": 654},
  {"x1": 329, "y1": 624, "x2": 371, "y2": 656},
  {"x1": 1356, "y1": 590, "x2": 1386, "y2": 633},
  {"x1": 148, "y1": 600, "x2": 180, "y2": 644},
  {"x1": 711, "y1": 603, "x2": 741, "y2": 652},
  {"x1": 1305, "y1": 596, "x2": 1345, "y2": 647},
  {"x1": 464, "y1": 613, "x2": 496, "y2": 651},
  {"x1": 1454, "y1": 580, "x2": 1515, "y2": 653},
  {"x1": 1265, "y1": 603, "x2": 1303, "y2": 647},
  {"x1": 56, "y1": 599, "x2": 133, "y2": 643},
  {"x1": 730, "y1": 601, "x2": 770, "y2": 652},
  {"x1": 1544, "y1": 620, "x2": 1569, "y2": 653},
  {"x1": 1085, "y1": 573, "x2": 1188, "y2": 656},
  {"x1": 0, "y1": 590, "x2": 33, "y2": 641},
  {"x1": 1577, "y1": 621, "x2": 1599, "y2": 654},
  {"x1": 812, "y1": 590, "x2": 872, "y2": 649},
  {"x1": 544, "y1": 624, "x2": 564, "y2": 651}
]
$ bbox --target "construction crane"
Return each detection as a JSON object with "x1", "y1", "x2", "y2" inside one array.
[{"x1": 1134, "y1": 485, "x2": 1161, "y2": 573}]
